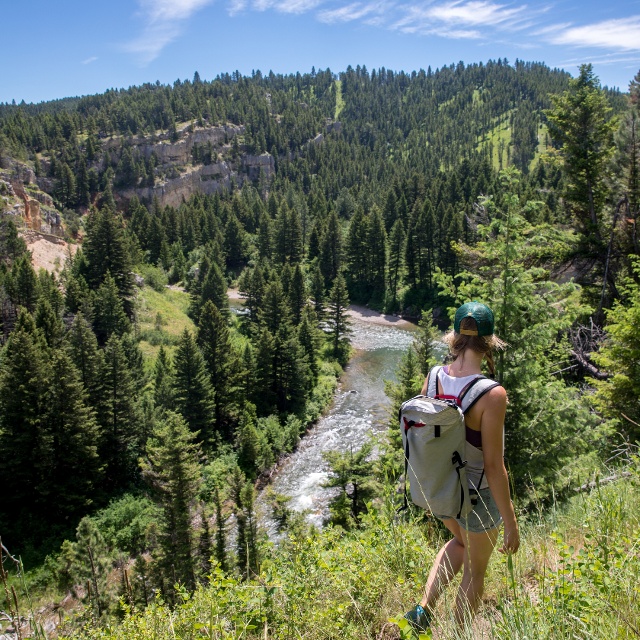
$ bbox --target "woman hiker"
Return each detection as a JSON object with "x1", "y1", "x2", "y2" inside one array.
[{"x1": 404, "y1": 302, "x2": 520, "y2": 633}]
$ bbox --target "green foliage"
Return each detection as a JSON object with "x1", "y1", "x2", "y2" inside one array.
[
  {"x1": 136, "y1": 263, "x2": 168, "y2": 292},
  {"x1": 546, "y1": 64, "x2": 617, "y2": 242},
  {"x1": 592, "y1": 258, "x2": 640, "y2": 441},
  {"x1": 91, "y1": 494, "x2": 160, "y2": 556},
  {"x1": 437, "y1": 169, "x2": 602, "y2": 504},
  {"x1": 323, "y1": 441, "x2": 378, "y2": 529},
  {"x1": 141, "y1": 411, "x2": 203, "y2": 594}
]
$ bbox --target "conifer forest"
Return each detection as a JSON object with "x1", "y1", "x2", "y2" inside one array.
[{"x1": 1, "y1": 60, "x2": 640, "y2": 638}]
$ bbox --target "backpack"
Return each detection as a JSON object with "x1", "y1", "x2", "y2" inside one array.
[{"x1": 399, "y1": 365, "x2": 500, "y2": 519}]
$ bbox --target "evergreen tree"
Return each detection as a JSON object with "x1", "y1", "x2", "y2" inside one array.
[
  {"x1": 212, "y1": 485, "x2": 228, "y2": 572},
  {"x1": 366, "y1": 207, "x2": 387, "y2": 302},
  {"x1": 190, "y1": 260, "x2": 228, "y2": 323},
  {"x1": 99, "y1": 334, "x2": 140, "y2": 491},
  {"x1": 298, "y1": 306, "x2": 320, "y2": 381},
  {"x1": 65, "y1": 312, "x2": 104, "y2": 411},
  {"x1": 322, "y1": 441, "x2": 377, "y2": 529},
  {"x1": 319, "y1": 210, "x2": 342, "y2": 287},
  {"x1": 345, "y1": 208, "x2": 370, "y2": 301},
  {"x1": 413, "y1": 310, "x2": 440, "y2": 377},
  {"x1": 83, "y1": 207, "x2": 134, "y2": 308},
  {"x1": 0, "y1": 326, "x2": 47, "y2": 534},
  {"x1": 8, "y1": 253, "x2": 38, "y2": 311},
  {"x1": 34, "y1": 297, "x2": 63, "y2": 348},
  {"x1": 92, "y1": 272, "x2": 130, "y2": 343},
  {"x1": 197, "y1": 301, "x2": 236, "y2": 438},
  {"x1": 546, "y1": 64, "x2": 617, "y2": 247},
  {"x1": 288, "y1": 264, "x2": 306, "y2": 325},
  {"x1": 257, "y1": 212, "x2": 273, "y2": 261},
  {"x1": 387, "y1": 219, "x2": 406, "y2": 311},
  {"x1": 310, "y1": 263, "x2": 326, "y2": 321},
  {"x1": 326, "y1": 274, "x2": 351, "y2": 363},
  {"x1": 38, "y1": 350, "x2": 103, "y2": 520},
  {"x1": 141, "y1": 411, "x2": 202, "y2": 594},
  {"x1": 172, "y1": 329, "x2": 216, "y2": 445},
  {"x1": 153, "y1": 345, "x2": 175, "y2": 414}
]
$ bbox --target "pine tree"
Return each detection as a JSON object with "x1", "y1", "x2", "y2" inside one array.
[
  {"x1": 190, "y1": 260, "x2": 228, "y2": 323},
  {"x1": 387, "y1": 219, "x2": 406, "y2": 311},
  {"x1": 366, "y1": 207, "x2": 387, "y2": 303},
  {"x1": 288, "y1": 264, "x2": 306, "y2": 325},
  {"x1": 224, "y1": 212, "x2": 246, "y2": 268},
  {"x1": 92, "y1": 272, "x2": 130, "y2": 343},
  {"x1": 319, "y1": 210, "x2": 342, "y2": 287},
  {"x1": 65, "y1": 312, "x2": 104, "y2": 411},
  {"x1": 257, "y1": 212, "x2": 273, "y2": 261},
  {"x1": 99, "y1": 334, "x2": 140, "y2": 490},
  {"x1": 153, "y1": 345, "x2": 175, "y2": 414},
  {"x1": 197, "y1": 301, "x2": 235, "y2": 438},
  {"x1": 83, "y1": 207, "x2": 134, "y2": 308},
  {"x1": 172, "y1": 329, "x2": 216, "y2": 445},
  {"x1": 345, "y1": 208, "x2": 370, "y2": 301},
  {"x1": 413, "y1": 310, "x2": 440, "y2": 377},
  {"x1": 310, "y1": 263, "x2": 326, "y2": 321},
  {"x1": 322, "y1": 441, "x2": 377, "y2": 529},
  {"x1": 8, "y1": 254, "x2": 38, "y2": 311},
  {"x1": 327, "y1": 274, "x2": 351, "y2": 363},
  {"x1": 38, "y1": 350, "x2": 103, "y2": 520},
  {"x1": 34, "y1": 297, "x2": 63, "y2": 348},
  {"x1": 197, "y1": 506, "x2": 213, "y2": 581},
  {"x1": 212, "y1": 485, "x2": 228, "y2": 572},
  {"x1": 141, "y1": 411, "x2": 202, "y2": 594},
  {"x1": 298, "y1": 307, "x2": 320, "y2": 381},
  {"x1": 546, "y1": 64, "x2": 617, "y2": 245},
  {"x1": 0, "y1": 326, "x2": 47, "y2": 531}
]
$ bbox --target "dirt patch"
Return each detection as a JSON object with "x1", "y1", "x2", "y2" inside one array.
[
  {"x1": 22, "y1": 232, "x2": 78, "y2": 274},
  {"x1": 347, "y1": 304, "x2": 417, "y2": 329}
]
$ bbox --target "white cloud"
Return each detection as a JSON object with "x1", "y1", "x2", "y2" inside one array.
[
  {"x1": 277, "y1": 0, "x2": 326, "y2": 14},
  {"x1": 392, "y1": 0, "x2": 533, "y2": 38},
  {"x1": 251, "y1": 0, "x2": 326, "y2": 13},
  {"x1": 426, "y1": 0, "x2": 526, "y2": 27},
  {"x1": 125, "y1": 0, "x2": 215, "y2": 64},
  {"x1": 547, "y1": 16, "x2": 640, "y2": 51},
  {"x1": 317, "y1": 1, "x2": 386, "y2": 24},
  {"x1": 227, "y1": 0, "x2": 246, "y2": 12},
  {"x1": 82, "y1": 56, "x2": 98, "y2": 65}
]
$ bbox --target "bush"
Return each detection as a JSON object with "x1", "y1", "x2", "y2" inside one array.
[
  {"x1": 137, "y1": 264, "x2": 168, "y2": 292},
  {"x1": 91, "y1": 494, "x2": 160, "y2": 555}
]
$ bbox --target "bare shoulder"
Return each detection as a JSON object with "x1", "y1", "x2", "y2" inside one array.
[
  {"x1": 486, "y1": 384, "x2": 507, "y2": 403},
  {"x1": 478, "y1": 384, "x2": 507, "y2": 432}
]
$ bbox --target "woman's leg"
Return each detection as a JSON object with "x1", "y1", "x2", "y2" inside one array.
[
  {"x1": 420, "y1": 518, "x2": 465, "y2": 610},
  {"x1": 455, "y1": 526, "x2": 499, "y2": 626}
]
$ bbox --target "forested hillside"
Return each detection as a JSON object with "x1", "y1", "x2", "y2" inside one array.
[{"x1": 1, "y1": 60, "x2": 640, "y2": 638}]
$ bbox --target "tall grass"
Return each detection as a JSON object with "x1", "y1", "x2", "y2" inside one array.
[{"x1": 57, "y1": 455, "x2": 640, "y2": 639}]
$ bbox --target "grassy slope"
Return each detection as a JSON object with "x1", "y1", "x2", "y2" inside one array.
[
  {"x1": 136, "y1": 285, "x2": 195, "y2": 367},
  {"x1": 64, "y1": 462, "x2": 640, "y2": 640}
]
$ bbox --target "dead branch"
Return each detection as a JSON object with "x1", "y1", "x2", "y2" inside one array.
[{"x1": 575, "y1": 472, "x2": 632, "y2": 493}]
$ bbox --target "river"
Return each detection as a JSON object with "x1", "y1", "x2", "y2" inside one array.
[{"x1": 255, "y1": 314, "x2": 420, "y2": 533}]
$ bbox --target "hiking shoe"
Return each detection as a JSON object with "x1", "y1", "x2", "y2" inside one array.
[{"x1": 403, "y1": 604, "x2": 431, "y2": 633}]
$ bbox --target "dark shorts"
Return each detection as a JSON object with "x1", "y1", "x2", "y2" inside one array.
[{"x1": 438, "y1": 487, "x2": 502, "y2": 533}]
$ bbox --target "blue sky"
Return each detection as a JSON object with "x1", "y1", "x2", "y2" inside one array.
[{"x1": 3, "y1": 0, "x2": 640, "y2": 104}]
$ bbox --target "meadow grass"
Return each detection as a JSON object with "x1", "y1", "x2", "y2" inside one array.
[
  {"x1": 135, "y1": 286, "x2": 195, "y2": 366},
  {"x1": 57, "y1": 456, "x2": 640, "y2": 639}
]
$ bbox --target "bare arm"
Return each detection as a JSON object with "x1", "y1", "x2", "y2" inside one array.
[{"x1": 479, "y1": 386, "x2": 519, "y2": 554}]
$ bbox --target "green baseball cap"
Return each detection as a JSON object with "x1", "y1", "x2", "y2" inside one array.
[{"x1": 454, "y1": 302, "x2": 494, "y2": 337}]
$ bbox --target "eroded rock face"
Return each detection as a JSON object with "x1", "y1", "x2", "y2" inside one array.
[
  {"x1": 107, "y1": 124, "x2": 245, "y2": 166},
  {"x1": 122, "y1": 161, "x2": 237, "y2": 208}
]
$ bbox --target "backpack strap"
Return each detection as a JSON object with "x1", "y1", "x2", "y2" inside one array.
[
  {"x1": 427, "y1": 365, "x2": 444, "y2": 398},
  {"x1": 459, "y1": 377, "x2": 501, "y2": 414}
]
